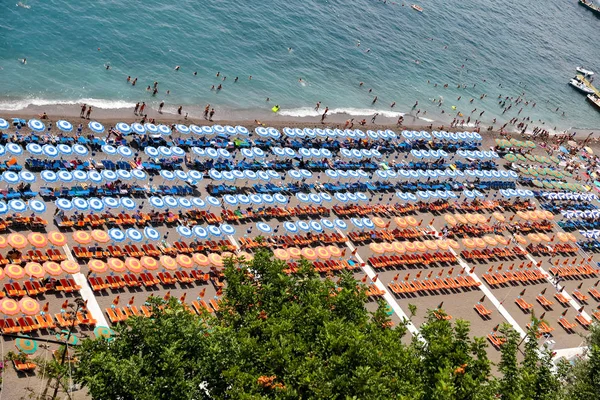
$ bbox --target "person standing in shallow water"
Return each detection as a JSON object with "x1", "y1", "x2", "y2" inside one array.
[
  {"x1": 80, "y1": 104, "x2": 87, "y2": 118},
  {"x1": 86, "y1": 106, "x2": 92, "y2": 119},
  {"x1": 209, "y1": 108, "x2": 215, "y2": 121},
  {"x1": 158, "y1": 101, "x2": 164, "y2": 113},
  {"x1": 203, "y1": 104, "x2": 210, "y2": 120},
  {"x1": 134, "y1": 102, "x2": 140, "y2": 115},
  {"x1": 177, "y1": 106, "x2": 182, "y2": 115}
]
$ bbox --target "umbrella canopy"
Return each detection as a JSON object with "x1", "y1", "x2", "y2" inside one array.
[
  {"x1": 27, "y1": 232, "x2": 48, "y2": 248},
  {"x1": 94, "y1": 326, "x2": 116, "y2": 340},
  {"x1": 44, "y1": 261, "x2": 63, "y2": 276},
  {"x1": 88, "y1": 259, "x2": 108, "y2": 273},
  {"x1": 19, "y1": 297, "x2": 41, "y2": 315},
  {"x1": 61, "y1": 260, "x2": 81, "y2": 274},
  {"x1": 8, "y1": 233, "x2": 27, "y2": 249},
  {"x1": 73, "y1": 231, "x2": 92, "y2": 244},
  {"x1": 15, "y1": 336, "x2": 38, "y2": 354}
]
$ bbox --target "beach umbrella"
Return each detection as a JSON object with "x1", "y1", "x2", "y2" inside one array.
[
  {"x1": 191, "y1": 197, "x2": 206, "y2": 208},
  {"x1": 160, "y1": 255, "x2": 177, "y2": 270},
  {"x1": 71, "y1": 170, "x2": 87, "y2": 182},
  {"x1": 206, "y1": 196, "x2": 221, "y2": 207},
  {"x1": 72, "y1": 230, "x2": 92, "y2": 245},
  {"x1": 178, "y1": 198, "x2": 192, "y2": 209},
  {"x1": 3, "y1": 171, "x2": 19, "y2": 185},
  {"x1": 15, "y1": 336, "x2": 38, "y2": 354},
  {"x1": 18, "y1": 171, "x2": 36, "y2": 184},
  {"x1": 126, "y1": 228, "x2": 143, "y2": 242},
  {"x1": 26, "y1": 143, "x2": 43, "y2": 155},
  {"x1": 193, "y1": 225, "x2": 209, "y2": 239},
  {"x1": 88, "y1": 121, "x2": 104, "y2": 133},
  {"x1": 284, "y1": 221, "x2": 298, "y2": 233},
  {"x1": 177, "y1": 225, "x2": 193, "y2": 238},
  {"x1": 42, "y1": 261, "x2": 61, "y2": 277},
  {"x1": 91, "y1": 230, "x2": 110, "y2": 243},
  {"x1": 54, "y1": 119, "x2": 73, "y2": 132},
  {"x1": 46, "y1": 231, "x2": 67, "y2": 247},
  {"x1": 131, "y1": 122, "x2": 146, "y2": 135},
  {"x1": 27, "y1": 232, "x2": 48, "y2": 248},
  {"x1": 71, "y1": 143, "x2": 88, "y2": 155},
  {"x1": 102, "y1": 170, "x2": 117, "y2": 181},
  {"x1": 28, "y1": 119, "x2": 45, "y2": 132},
  {"x1": 57, "y1": 170, "x2": 73, "y2": 183},
  {"x1": 160, "y1": 125, "x2": 175, "y2": 137},
  {"x1": 221, "y1": 224, "x2": 236, "y2": 235},
  {"x1": 176, "y1": 124, "x2": 190, "y2": 134},
  {"x1": 72, "y1": 198, "x2": 89, "y2": 211},
  {"x1": 144, "y1": 227, "x2": 160, "y2": 241},
  {"x1": 159, "y1": 146, "x2": 172, "y2": 157},
  {"x1": 24, "y1": 262, "x2": 45, "y2": 278},
  {"x1": 257, "y1": 222, "x2": 272, "y2": 234},
  {"x1": 94, "y1": 326, "x2": 115, "y2": 341},
  {"x1": 103, "y1": 197, "x2": 119, "y2": 208},
  {"x1": 116, "y1": 122, "x2": 131, "y2": 134},
  {"x1": 117, "y1": 146, "x2": 133, "y2": 158},
  {"x1": 108, "y1": 228, "x2": 126, "y2": 242},
  {"x1": 144, "y1": 146, "x2": 159, "y2": 157},
  {"x1": 0, "y1": 118, "x2": 9, "y2": 129},
  {"x1": 88, "y1": 259, "x2": 107, "y2": 273},
  {"x1": 61, "y1": 260, "x2": 80, "y2": 274},
  {"x1": 86, "y1": 171, "x2": 102, "y2": 183},
  {"x1": 176, "y1": 254, "x2": 194, "y2": 269},
  {"x1": 5, "y1": 143, "x2": 22, "y2": 155},
  {"x1": 5, "y1": 263, "x2": 25, "y2": 279},
  {"x1": 8, "y1": 199, "x2": 26, "y2": 213}
]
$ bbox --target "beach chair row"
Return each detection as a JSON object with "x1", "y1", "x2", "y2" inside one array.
[
  {"x1": 549, "y1": 265, "x2": 598, "y2": 278},
  {"x1": 526, "y1": 243, "x2": 579, "y2": 256},
  {"x1": 283, "y1": 260, "x2": 358, "y2": 275},
  {"x1": 368, "y1": 252, "x2": 457, "y2": 269},
  {"x1": 0, "y1": 248, "x2": 64, "y2": 265},
  {"x1": 481, "y1": 269, "x2": 547, "y2": 286},
  {"x1": 460, "y1": 246, "x2": 527, "y2": 261},
  {"x1": 0, "y1": 311, "x2": 96, "y2": 335},
  {"x1": 221, "y1": 205, "x2": 330, "y2": 222},
  {"x1": 389, "y1": 276, "x2": 480, "y2": 294},
  {"x1": 89, "y1": 271, "x2": 211, "y2": 291},
  {"x1": 4, "y1": 278, "x2": 80, "y2": 298},
  {"x1": 239, "y1": 233, "x2": 346, "y2": 250},
  {"x1": 332, "y1": 203, "x2": 420, "y2": 217},
  {"x1": 348, "y1": 228, "x2": 423, "y2": 243}
]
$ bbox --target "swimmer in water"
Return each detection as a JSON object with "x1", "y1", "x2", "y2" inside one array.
[
  {"x1": 20, "y1": 58, "x2": 27, "y2": 64},
  {"x1": 175, "y1": 66, "x2": 180, "y2": 71},
  {"x1": 288, "y1": 47, "x2": 293, "y2": 52},
  {"x1": 16, "y1": 2, "x2": 31, "y2": 9}
]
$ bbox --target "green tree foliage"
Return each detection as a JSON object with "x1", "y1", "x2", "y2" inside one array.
[{"x1": 564, "y1": 323, "x2": 600, "y2": 400}]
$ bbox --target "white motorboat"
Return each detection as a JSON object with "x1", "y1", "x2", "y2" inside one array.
[
  {"x1": 576, "y1": 67, "x2": 595, "y2": 76},
  {"x1": 569, "y1": 78, "x2": 595, "y2": 94},
  {"x1": 587, "y1": 95, "x2": 600, "y2": 111}
]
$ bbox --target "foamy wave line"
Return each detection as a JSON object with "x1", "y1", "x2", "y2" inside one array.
[
  {"x1": 279, "y1": 107, "x2": 405, "y2": 119},
  {"x1": 0, "y1": 98, "x2": 137, "y2": 111}
]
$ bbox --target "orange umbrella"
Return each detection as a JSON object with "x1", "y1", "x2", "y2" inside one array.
[
  {"x1": 0, "y1": 236, "x2": 7, "y2": 248},
  {"x1": 566, "y1": 233, "x2": 577, "y2": 242},
  {"x1": 61, "y1": 260, "x2": 80, "y2": 274},
  {"x1": 88, "y1": 259, "x2": 107, "y2": 273},
  {"x1": 405, "y1": 216, "x2": 418, "y2": 227},
  {"x1": 0, "y1": 298, "x2": 20, "y2": 315},
  {"x1": 5, "y1": 264, "x2": 25, "y2": 279},
  {"x1": 447, "y1": 239, "x2": 460, "y2": 249},
  {"x1": 513, "y1": 234, "x2": 527, "y2": 245},
  {"x1": 176, "y1": 254, "x2": 194, "y2": 268},
  {"x1": 543, "y1": 211, "x2": 554, "y2": 220},
  {"x1": 125, "y1": 257, "x2": 143, "y2": 273},
  {"x1": 140, "y1": 256, "x2": 159, "y2": 270},
  {"x1": 288, "y1": 247, "x2": 302, "y2": 259},
  {"x1": 423, "y1": 240, "x2": 438, "y2": 251},
  {"x1": 369, "y1": 243, "x2": 385, "y2": 254},
  {"x1": 27, "y1": 232, "x2": 47, "y2": 248},
  {"x1": 274, "y1": 249, "x2": 290, "y2": 261},
  {"x1": 528, "y1": 233, "x2": 541, "y2": 242},
  {"x1": 483, "y1": 236, "x2": 498, "y2": 247},
  {"x1": 538, "y1": 233, "x2": 551, "y2": 242},
  {"x1": 466, "y1": 214, "x2": 479, "y2": 225},
  {"x1": 43, "y1": 261, "x2": 63, "y2": 276},
  {"x1": 301, "y1": 248, "x2": 317, "y2": 260},
  {"x1": 395, "y1": 217, "x2": 408, "y2": 228},
  {"x1": 556, "y1": 232, "x2": 569, "y2": 242},
  {"x1": 455, "y1": 214, "x2": 468, "y2": 224},
  {"x1": 107, "y1": 258, "x2": 126, "y2": 273},
  {"x1": 7, "y1": 233, "x2": 27, "y2": 249},
  {"x1": 160, "y1": 255, "x2": 178, "y2": 270},
  {"x1": 492, "y1": 212, "x2": 505, "y2": 222},
  {"x1": 495, "y1": 235, "x2": 509, "y2": 245},
  {"x1": 535, "y1": 210, "x2": 546, "y2": 220},
  {"x1": 516, "y1": 211, "x2": 529, "y2": 220},
  {"x1": 372, "y1": 217, "x2": 387, "y2": 228},
  {"x1": 327, "y1": 246, "x2": 343, "y2": 258},
  {"x1": 463, "y1": 238, "x2": 476, "y2": 248},
  {"x1": 237, "y1": 251, "x2": 254, "y2": 262},
  {"x1": 73, "y1": 231, "x2": 92, "y2": 245},
  {"x1": 381, "y1": 242, "x2": 395, "y2": 253},
  {"x1": 404, "y1": 241, "x2": 417, "y2": 252},
  {"x1": 392, "y1": 241, "x2": 406, "y2": 253},
  {"x1": 414, "y1": 241, "x2": 427, "y2": 253},
  {"x1": 315, "y1": 246, "x2": 331, "y2": 259},
  {"x1": 444, "y1": 215, "x2": 457, "y2": 226},
  {"x1": 475, "y1": 214, "x2": 487, "y2": 224},
  {"x1": 91, "y1": 230, "x2": 110, "y2": 243},
  {"x1": 526, "y1": 211, "x2": 538, "y2": 220},
  {"x1": 24, "y1": 262, "x2": 45, "y2": 279},
  {"x1": 473, "y1": 238, "x2": 486, "y2": 248},
  {"x1": 208, "y1": 253, "x2": 223, "y2": 267},
  {"x1": 48, "y1": 231, "x2": 67, "y2": 246},
  {"x1": 192, "y1": 253, "x2": 210, "y2": 267},
  {"x1": 19, "y1": 297, "x2": 40, "y2": 316},
  {"x1": 436, "y1": 240, "x2": 450, "y2": 250}
]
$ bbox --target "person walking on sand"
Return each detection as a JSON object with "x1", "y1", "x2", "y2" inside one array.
[
  {"x1": 209, "y1": 108, "x2": 215, "y2": 121},
  {"x1": 320, "y1": 112, "x2": 326, "y2": 124},
  {"x1": 203, "y1": 104, "x2": 210, "y2": 120},
  {"x1": 177, "y1": 106, "x2": 182, "y2": 115},
  {"x1": 80, "y1": 104, "x2": 87, "y2": 118},
  {"x1": 86, "y1": 106, "x2": 92, "y2": 120},
  {"x1": 139, "y1": 102, "x2": 146, "y2": 115},
  {"x1": 158, "y1": 101, "x2": 164, "y2": 113},
  {"x1": 134, "y1": 102, "x2": 140, "y2": 115}
]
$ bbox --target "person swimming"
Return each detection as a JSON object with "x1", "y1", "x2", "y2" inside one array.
[{"x1": 20, "y1": 58, "x2": 27, "y2": 64}]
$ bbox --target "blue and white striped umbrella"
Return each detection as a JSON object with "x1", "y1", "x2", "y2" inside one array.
[
  {"x1": 163, "y1": 196, "x2": 178, "y2": 208},
  {"x1": 244, "y1": 170, "x2": 257, "y2": 180},
  {"x1": 267, "y1": 170, "x2": 280, "y2": 180},
  {"x1": 363, "y1": 218, "x2": 374, "y2": 229},
  {"x1": 334, "y1": 193, "x2": 348, "y2": 203},
  {"x1": 144, "y1": 147, "x2": 159, "y2": 157},
  {"x1": 272, "y1": 147, "x2": 285, "y2": 157},
  {"x1": 42, "y1": 144, "x2": 58, "y2": 158},
  {"x1": 283, "y1": 127, "x2": 294, "y2": 137},
  {"x1": 109, "y1": 229, "x2": 126, "y2": 242},
  {"x1": 262, "y1": 194, "x2": 275, "y2": 204},
  {"x1": 192, "y1": 147, "x2": 206, "y2": 156},
  {"x1": 253, "y1": 148, "x2": 265, "y2": 158},
  {"x1": 131, "y1": 123, "x2": 146, "y2": 135},
  {"x1": 28, "y1": 119, "x2": 45, "y2": 132},
  {"x1": 160, "y1": 170, "x2": 175, "y2": 181},
  {"x1": 57, "y1": 144, "x2": 73, "y2": 155},
  {"x1": 73, "y1": 144, "x2": 88, "y2": 156},
  {"x1": 231, "y1": 170, "x2": 244, "y2": 180},
  {"x1": 88, "y1": 170, "x2": 102, "y2": 183},
  {"x1": 206, "y1": 196, "x2": 221, "y2": 207},
  {"x1": 237, "y1": 194, "x2": 250, "y2": 205},
  {"x1": 222, "y1": 171, "x2": 234, "y2": 182},
  {"x1": 221, "y1": 224, "x2": 236, "y2": 235},
  {"x1": 300, "y1": 169, "x2": 312, "y2": 178},
  {"x1": 89, "y1": 198, "x2": 104, "y2": 212},
  {"x1": 257, "y1": 222, "x2": 272, "y2": 233},
  {"x1": 218, "y1": 149, "x2": 231, "y2": 158},
  {"x1": 240, "y1": 148, "x2": 253, "y2": 158},
  {"x1": 284, "y1": 221, "x2": 298, "y2": 233},
  {"x1": 351, "y1": 218, "x2": 364, "y2": 229},
  {"x1": 126, "y1": 228, "x2": 143, "y2": 242},
  {"x1": 57, "y1": 120, "x2": 73, "y2": 132},
  {"x1": 288, "y1": 170, "x2": 302, "y2": 180},
  {"x1": 6, "y1": 143, "x2": 23, "y2": 155},
  {"x1": 103, "y1": 197, "x2": 119, "y2": 208},
  {"x1": 26, "y1": 143, "x2": 43, "y2": 155},
  {"x1": 249, "y1": 194, "x2": 262, "y2": 204},
  {"x1": 463, "y1": 190, "x2": 476, "y2": 199},
  {"x1": 193, "y1": 225, "x2": 209, "y2": 239},
  {"x1": 188, "y1": 170, "x2": 203, "y2": 180},
  {"x1": 208, "y1": 225, "x2": 222, "y2": 237},
  {"x1": 175, "y1": 170, "x2": 188, "y2": 181},
  {"x1": 417, "y1": 191, "x2": 430, "y2": 199},
  {"x1": 236, "y1": 126, "x2": 249, "y2": 135},
  {"x1": 9, "y1": 199, "x2": 27, "y2": 212},
  {"x1": 296, "y1": 193, "x2": 310, "y2": 203},
  {"x1": 144, "y1": 227, "x2": 160, "y2": 240},
  {"x1": 3, "y1": 171, "x2": 19, "y2": 184},
  {"x1": 176, "y1": 124, "x2": 190, "y2": 134},
  {"x1": 57, "y1": 170, "x2": 73, "y2": 182},
  {"x1": 297, "y1": 221, "x2": 310, "y2": 232},
  {"x1": 116, "y1": 122, "x2": 132, "y2": 134},
  {"x1": 0, "y1": 201, "x2": 8, "y2": 215},
  {"x1": 205, "y1": 148, "x2": 218, "y2": 159},
  {"x1": 341, "y1": 148, "x2": 352, "y2": 158},
  {"x1": 308, "y1": 193, "x2": 322, "y2": 204},
  {"x1": 120, "y1": 197, "x2": 136, "y2": 210},
  {"x1": 102, "y1": 170, "x2": 118, "y2": 181},
  {"x1": 55, "y1": 198, "x2": 73, "y2": 211},
  {"x1": 178, "y1": 198, "x2": 192, "y2": 208},
  {"x1": 326, "y1": 170, "x2": 339, "y2": 179},
  {"x1": 310, "y1": 221, "x2": 323, "y2": 232},
  {"x1": 347, "y1": 193, "x2": 358, "y2": 202},
  {"x1": 256, "y1": 127, "x2": 269, "y2": 137},
  {"x1": 0, "y1": 118, "x2": 8, "y2": 130},
  {"x1": 28, "y1": 199, "x2": 46, "y2": 213},
  {"x1": 177, "y1": 226, "x2": 193, "y2": 238},
  {"x1": 73, "y1": 198, "x2": 89, "y2": 211},
  {"x1": 257, "y1": 171, "x2": 270, "y2": 182},
  {"x1": 299, "y1": 148, "x2": 311, "y2": 158},
  {"x1": 224, "y1": 195, "x2": 238, "y2": 206},
  {"x1": 19, "y1": 171, "x2": 36, "y2": 183},
  {"x1": 102, "y1": 145, "x2": 117, "y2": 155},
  {"x1": 117, "y1": 170, "x2": 132, "y2": 180},
  {"x1": 284, "y1": 148, "x2": 296, "y2": 157},
  {"x1": 191, "y1": 197, "x2": 206, "y2": 208},
  {"x1": 208, "y1": 169, "x2": 222, "y2": 180},
  {"x1": 321, "y1": 219, "x2": 335, "y2": 230},
  {"x1": 159, "y1": 146, "x2": 172, "y2": 156},
  {"x1": 88, "y1": 121, "x2": 105, "y2": 133},
  {"x1": 171, "y1": 146, "x2": 185, "y2": 157},
  {"x1": 334, "y1": 219, "x2": 348, "y2": 230},
  {"x1": 132, "y1": 170, "x2": 147, "y2": 180},
  {"x1": 117, "y1": 146, "x2": 133, "y2": 158},
  {"x1": 213, "y1": 125, "x2": 225, "y2": 134}
]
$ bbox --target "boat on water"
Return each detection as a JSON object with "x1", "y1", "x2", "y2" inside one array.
[
  {"x1": 570, "y1": 78, "x2": 595, "y2": 94},
  {"x1": 411, "y1": 4, "x2": 423, "y2": 12},
  {"x1": 579, "y1": 0, "x2": 600, "y2": 16},
  {"x1": 577, "y1": 67, "x2": 595, "y2": 76},
  {"x1": 587, "y1": 95, "x2": 600, "y2": 111}
]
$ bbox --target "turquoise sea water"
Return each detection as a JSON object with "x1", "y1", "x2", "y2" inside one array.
[{"x1": 0, "y1": 0, "x2": 599, "y2": 130}]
